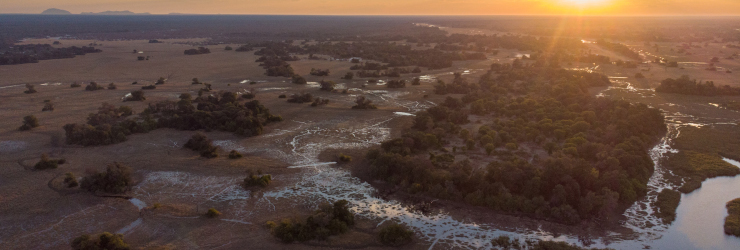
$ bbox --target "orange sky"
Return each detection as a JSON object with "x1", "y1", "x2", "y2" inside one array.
[{"x1": 4, "y1": 0, "x2": 740, "y2": 15}]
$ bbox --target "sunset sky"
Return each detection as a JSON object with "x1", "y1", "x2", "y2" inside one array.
[{"x1": 3, "y1": 0, "x2": 740, "y2": 15}]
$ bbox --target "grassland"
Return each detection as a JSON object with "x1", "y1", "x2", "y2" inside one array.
[{"x1": 726, "y1": 198, "x2": 740, "y2": 237}]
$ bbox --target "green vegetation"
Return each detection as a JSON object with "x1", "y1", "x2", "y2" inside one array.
[
  {"x1": 378, "y1": 223, "x2": 413, "y2": 246},
  {"x1": 19, "y1": 115, "x2": 39, "y2": 131},
  {"x1": 666, "y1": 126, "x2": 740, "y2": 193},
  {"x1": 123, "y1": 90, "x2": 145, "y2": 102},
  {"x1": 42, "y1": 100, "x2": 54, "y2": 111},
  {"x1": 64, "y1": 172, "x2": 79, "y2": 187},
  {"x1": 655, "y1": 189, "x2": 681, "y2": 224},
  {"x1": 71, "y1": 232, "x2": 130, "y2": 250},
  {"x1": 352, "y1": 96, "x2": 377, "y2": 109},
  {"x1": 80, "y1": 162, "x2": 133, "y2": 194},
  {"x1": 655, "y1": 75, "x2": 740, "y2": 96},
  {"x1": 595, "y1": 39, "x2": 640, "y2": 60},
  {"x1": 311, "y1": 98, "x2": 330, "y2": 107},
  {"x1": 725, "y1": 198, "x2": 740, "y2": 237},
  {"x1": 291, "y1": 75, "x2": 307, "y2": 84},
  {"x1": 85, "y1": 82, "x2": 104, "y2": 91},
  {"x1": 34, "y1": 153, "x2": 65, "y2": 170},
  {"x1": 184, "y1": 133, "x2": 219, "y2": 158},
  {"x1": 228, "y1": 150, "x2": 243, "y2": 159},
  {"x1": 24, "y1": 83, "x2": 37, "y2": 94},
  {"x1": 206, "y1": 208, "x2": 221, "y2": 218},
  {"x1": 337, "y1": 153, "x2": 352, "y2": 163},
  {"x1": 63, "y1": 92, "x2": 282, "y2": 146},
  {"x1": 667, "y1": 151, "x2": 740, "y2": 193},
  {"x1": 71, "y1": 82, "x2": 82, "y2": 88},
  {"x1": 365, "y1": 64, "x2": 666, "y2": 224},
  {"x1": 310, "y1": 68, "x2": 330, "y2": 76},
  {"x1": 244, "y1": 169, "x2": 272, "y2": 188},
  {"x1": 266, "y1": 200, "x2": 355, "y2": 243},
  {"x1": 288, "y1": 92, "x2": 313, "y2": 103}
]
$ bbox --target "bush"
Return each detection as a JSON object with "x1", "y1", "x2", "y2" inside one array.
[
  {"x1": 343, "y1": 72, "x2": 354, "y2": 80},
  {"x1": 412, "y1": 77, "x2": 421, "y2": 85},
  {"x1": 269, "y1": 200, "x2": 355, "y2": 243},
  {"x1": 184, "y1": 133, "x2": 219, "y2": 158},
  {"x1": 42, "y1": 101, "x2": 55, "y2": 111},
  {"x1": 34, "y1": 154, "x2": 62, "y2": 170},
  {"x1": 154, "y1": 77, "x2": 166, "y2": 85},
  {"x1": 319, "y1": 80, "x2": 336, "y2": 91},
  {"x1": 19, "y1": 115, "x2": 39, "y2": 131},
  {"x1": 85, "y1": 82, "x2": 104, "y2": 91},
  {"x1": 124, "y1": 90, "x2": 145, "y2": 102},
  {"x1": 24, "y1": 83, "x2": 37, "y2": 94},
  {"x1": 244, "y1": 170, "x2": 272, "y2": 188},
  {"x1": 311, "y1": 98, "x2": 330, "y2": 107},
  {"x1": 378, "y1": 223, "x2": 414, "y2": 246},
  {"x1": 228, "y1": 150, "x2": 243, "y2": 159},
  {"x1": 287, "y1": 92, "x2": 313, "y2": 103},
  {"x1": 338, "y1": 153, "x2": 352, "y2": 163},
  {"x1": 225, "y1": 46, "x2": 233, "y2": 51},
  {"x1": 310, "y1": 68, "x2": 330, "y2": 76},
  {"x1": 206, "y1": 208, "x2": 221, "y2": 218},
  {"x1": 80, "y1": 162, "x2": 133, "y2": 194},
  {"x1": 352, "y1": 96, "x2": 377, "y2": 109},
  {"x1": 71, "y1": 232, "x2": 130, "y2": 250},
  {"x1": 107, "y1": 83, "x2": 117, "y2": 90},
  {"x1": 71, "y1": 82, "x2": 82, "y2": 88},
  {"x1": 64, "y1": 172, "x2": 79, "y2": 187},
  {"x1": 387, "y1": 80, "x2": 406, "y2": 88},
  {"x1": 141, "y1": 84, "x2": 156, "y2": 90},
  {"x1": 278, "y1": 94, "x2": 287, "y2": 98}
]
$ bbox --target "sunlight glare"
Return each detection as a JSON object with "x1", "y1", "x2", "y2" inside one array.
[{"x1": 560, "y1": 0, "x2": 611, "y2": 7}]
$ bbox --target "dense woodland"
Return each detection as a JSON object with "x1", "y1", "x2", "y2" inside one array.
[
  {"x1": 364, "y1": 63, "x2": 666, "y2": 224},
  {"x1": 63, "y1": 92, "x2": 282, "y2": 146},
  {"x1": 655, "y1": 75, "x2": 740, "y2": 96},
  {"x1": 595, "y1": 39, "x2": 641, "y2": 61},
  {"x1": 0, "y1": 44, "x2": 101, "y2": 65}
]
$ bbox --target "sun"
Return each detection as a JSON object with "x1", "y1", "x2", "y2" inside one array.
[{"x1": 559, "y1": 0, "x2": 611, "y2": 7}]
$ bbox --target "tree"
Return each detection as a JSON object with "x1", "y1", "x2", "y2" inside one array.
[
  {"x1": 319, "y1": 80, "x2": 336, "y2": 91},
  {"x1": 244, "y1": 169, "x2": 272, "y2": 188},
  {"x1": 378, "y1": 223, "x2": 414, "y2": 246},
  {"x1": 124, "y1": 90, "x2": 145, "y2": 102},
  {"x1": 291, "y1": 75, "x2": 307, "y2": 84},
  {"x1": 343, "y1": 72, "x2": 354, "y2": 80},
  {"x1": 206, "y1": 208, "x2": 221, "y2": 218},
  {"x1": 42, "y1": 101, "x2": 54, "y2": 111},
  {"x1": 184, "y1": 133, "x2": 218, "y2": 158},
  {"x1": 85, "y1": 82, "x2": 104, "y2": 91},
  {"x1": 19, "y1": 115, "x2": 39, "y2": 131},
  {"x1": 80, "y1": 162, "x2": 133, "y2": 194},
  {"x1": 155, "y1": 77, "x2": 166, "y2": 85},
  {"x1": 352, "y1": 96, "x2": 377, "y2": 109},
  {"x1": 228, "y1": 150, "x2": 243, "y2": 159},
  {"x1": 64, "y1": 172, "x2": 79, "y2": 187},
  {"x1": 485, "y1": 143, "x2": 495, "y2": 155}
]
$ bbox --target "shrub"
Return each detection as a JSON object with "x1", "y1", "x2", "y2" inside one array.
[
  {"x1": 225, "y1": 46, "x2": 233, "y2": 51},
  {"x1": 338, "y1": 153, "x2": 352, "y2": 163},
  {"x1": 378, "y1": 223, "x2": 414, "y2": 246},
  {"x1": 352, "y1": 96, "x2": 377, "y2": 109},
  {"x1": 725, "y1": 198, "x2": 740, "y2": 237},
  {"x1": 85, "y1": 82, "x2": 104, "y2": 91},
  {"x1": 24, "y1": 83, "x2": 37, "y2": 94},
  {"x1": 343, "y1": 72, "x2": 354, "y2": 80},
  {"x1": 319, "y1": 80, "x2": 336, "y2": 91},
  {"x1": 242, "y1": 92, "x2": 256, "y2": 99},
  {"x1": 311, "y1": 98, "x2": 330, "y2": 107},
  {"x1": 269, "y1": 200, "x2": 355, "y2": 243},
  {"x1": 131, "y1": 81, "x2": 138, "y2": 85},
  {"x1": 191, "y1": 78, "x2": 202, "y2": 85},
  {"x1": 124, "y1": 90, "x2": 145, "y2": 102},
  {"x1": 71, "y1": 232, "x2": 130, "y2": 250},
  {"x1": 491, "y1": 235, "x2": 522, "y2": 249},
  {"x1": 228, "y1": 150, "x2": 243, "y2": 159},
  {"x1": 412, "y1": 77, "x2": 421, "y2": 85},
  {"x1": 42, "y1": 101, "x2": 54, "y2": 111},
  {"x1": 278, "y1": 94, "x2": 287, "y2": 98},
  {"x1": 287, "y1": 92, "x2": 313, "y2": 103},
  {"x1": 387, "y1": 80, "x2": 406, "y2": 88},
  {"x1": 34, "y1": 154, "x2": 61, "y2": 170},
  {"x1": 64, "y1": 172, "x2": 79, "y2": 187},
  {"x1": 244, "y1": 170, "x2": 272, "y2": 188},
  {"x1": 141, "y1": 84, "x2": 156, "y2": 90},
  {"x1": 184, "y1": 133, "x2": 219, "y2": 158},
  {"x1": 206, "y1": 208, "x2": 221, "y2": 218},
  {"x1": 107, "y1": 83, "x2": 117, "y2": 90},
  {"x1": 154, "y1": 77, "x2": 166, "y2": 85},
  {"x1": 80, "y1": 162, "x2": 133, "y2": 194},
  {"x1": 71, "y1": 82, "x2": 82, "y2": 88},
  {"x1": 310, "y1": 68, "x2": 330, "y2": 76},
  {"x1": 19, "y1": 115, "x2": 39, "y2": 131}
]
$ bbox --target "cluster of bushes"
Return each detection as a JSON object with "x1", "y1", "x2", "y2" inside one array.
[
  {"x1": 71, "y1": 232, "x2": 130, "y2": 250},
  {"x1": 319, "y1": 81, "x2": 336, "y2": 91},
  {"x1": 266, "y1": 200, "x2": 354, "y2": 243},
  {"x1": 387, "y1": 80, "x2": 406, "y2": 88},
  {"x1": 19, "y1": 115, "x2": 39, "y2": 131},
  {"x1": 288, "y1": 92, "x2": 314, "y2": 103},
  {"x1": 378, "y1": 223, "x2": 414, "y2": 246},
  {"x1": 184, "y1": 47, "x2": 211, "y2": 55},
  {"x1": 311, "y1": 98, "x2": 330, "y2": 107},
  {"x1": 364, "y1": 65, "x2": 666, "y2": 224},
  {"x1": 352, "y1": 96, "x2": 377, "y2": 109},
  {"x1": 655, "y1": 75, "x2": 740, "y2": 96},
  {"x1": 235, "y1": 45, "x2": 253, "y2": 52},
  {"x1": 255, "y1": 42, "x2": 299, "y2": 77},
  {"x1": 184, "y1": 133, "x2": 219, "y2": 158},
  {"x1": 64, "y1": 92, "x2": 283, "y2": 146},
  {"x1": 34, "y1": 153, "x2": 66, "y2": 170},
  {"x1": 85, "y1": 82, "x2": 104, "y2": 91},
  {"x1": 244, "y1": 169, "x2": 272, "y2": 188},
  {"x1": 310, "y1": 68, "x2": 330, "y2": 76},
  {"x1": 0, "y1": 44, "x2": 101, "y2": 65},
  {"x1": 80, "y1": 162, "x2": 133, "y2": 194}
]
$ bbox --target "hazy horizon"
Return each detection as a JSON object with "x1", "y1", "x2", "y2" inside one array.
[{"x1": 4, "y1": 0, "x2": 740, "y2": 16}]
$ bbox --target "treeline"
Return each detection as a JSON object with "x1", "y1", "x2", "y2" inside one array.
[
  {"x1": 63, "y1": 92, "x2": 282, "y2": 146},
  {"x1": 595, "y1": 39, "x2": 640, "y2": 61},
  {"x1": 0, "y1": 44, "x2": 101, "y2": 65},
  {"x1": 184, "y1": 47, "x2": 211, "y2": 55},
  {"x1": 254, "y1": 42, "x2": 299, "y2": 77},
  {"x1": 364, "y1": 64, "x2": 666, "y2": 224},
  {"x1": 655, "y1": 75, "x2": 740, "y2": 96}
]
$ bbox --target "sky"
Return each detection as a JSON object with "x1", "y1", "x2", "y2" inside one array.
[{"x1": 3, "y1": 0, "x2": 740, "y2": 16}]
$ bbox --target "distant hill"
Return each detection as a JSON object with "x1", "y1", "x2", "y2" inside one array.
[
  {"x1": 41, "y1": 8, "x2": 72, "y2": 15},
  {"x1": 81, "y1": 10, "x2": 151, "y2": 15}
]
